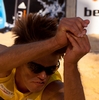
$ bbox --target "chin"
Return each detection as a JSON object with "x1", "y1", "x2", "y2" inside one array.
[
  {"x1": 29, "y1": 88, "x2": 43, "y2": 93},
  {"x1": 27, "y1": 85, "x2": 44, "y2": 93},
  {"x1": 26, "y1": 82, "x2": 45, "y2": 93}
]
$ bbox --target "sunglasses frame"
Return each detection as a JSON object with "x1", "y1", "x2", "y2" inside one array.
[{"x1": 28, "y1": 61, "x2": 60, "y2": 75}]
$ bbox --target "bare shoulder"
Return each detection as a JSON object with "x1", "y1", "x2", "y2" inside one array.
[{"x1": 42, "y1": 80, "x2": 64, "y2": 100}]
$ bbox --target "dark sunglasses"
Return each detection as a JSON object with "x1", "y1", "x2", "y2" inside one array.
[{"x1": 28, "y1": 61, "x2": 60, "y2": 75}]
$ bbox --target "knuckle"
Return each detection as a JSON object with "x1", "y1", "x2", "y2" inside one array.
[
  {"x1": 71, "y1": 28, "x2": 78, "y2": 34},
  {"x1": 76, "y1": 17, "x2": 81, "y2": 20},
  {"x1": 76, "y1": 17, "x2": 82, "y2": 21},
  {"x1": 79, "y1": 48, "x2": 86, "y2": 55},
  {"x1": 83, "y1": 47, "x2": 90, "y2": 54},
  {"x1": 86, "y1": 46, "x2": 91, "y2": 53},
  {"x1": 75, "y1": 48, "x2": 81, "y2": 53},
  {"x1": 60, "y1": 17, "x2": 67, "y2": 22}
]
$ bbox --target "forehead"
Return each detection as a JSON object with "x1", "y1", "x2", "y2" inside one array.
[{"x1": 33, "y1": 54, "x2": 60, "y2": 67}]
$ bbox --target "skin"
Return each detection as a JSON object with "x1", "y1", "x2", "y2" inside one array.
[
  {"x1": 64, "y1": 33, "x2": 90, "y2": 100},
  {"x1": 41, "y1": 33, "x2": 90, "y2": 100},
  {"x1": 0, "y1": 17, "x2": 90, "y2": 100},
  {"x1": 15, "y1": 54, "x2": 60, "y2": 93},
  {"x1": 0, "y1": 17, "x2": 89, "y2": 74}
]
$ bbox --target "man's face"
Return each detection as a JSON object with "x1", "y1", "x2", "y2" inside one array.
[{"x1": 16, "y1": 54, "x2": 60, "y2": 93}]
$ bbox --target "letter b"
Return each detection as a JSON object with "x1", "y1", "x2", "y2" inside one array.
[{"x1": 84, "y1": 7, "x2": 91, "y2": 16}]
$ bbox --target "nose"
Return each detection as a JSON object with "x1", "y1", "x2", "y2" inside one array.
[{"x1": 38, "y1": 71, "x2": 47, "y2": 80}]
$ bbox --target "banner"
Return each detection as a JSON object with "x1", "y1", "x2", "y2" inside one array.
[
  {"x1": 76, "y1": 0, "x2": 99, "y2": 34},
  {"x1": 0, "y1": 0, "x2": 66, "y2": 33}
]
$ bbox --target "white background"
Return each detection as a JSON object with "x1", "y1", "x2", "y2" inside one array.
[{"x1": 76, "y1": 0, "x2": 99, "y2": 34}]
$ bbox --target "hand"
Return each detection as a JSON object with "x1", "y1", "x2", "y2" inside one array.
[
  {"x1": 55, "y1": 17, "x2": 90, "y2": 48},
  {"x1": 64, "y1": 33, "x2": 90, "y2": 64}
]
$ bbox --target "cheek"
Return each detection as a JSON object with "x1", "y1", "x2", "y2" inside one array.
[
  {"x1": 21, "y1": 67, "x2": 36, "y2": 83},
  {"x1": 22, "y1": 71, "x2": 36, "y2": 82},
  {"x1": 21, "y1": 72, "x2": 38, "y2": 91}
]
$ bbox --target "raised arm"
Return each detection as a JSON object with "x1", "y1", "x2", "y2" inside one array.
[
  {"x1": 41, "y1": 17, "x2": 90, "y2": 100},
  {"x1": 64, "y1": 33, "x2": 90, "y2": 100},
  {"x1": 0, "y1": 17, "x2": 89, "y2": 75},
  {"x1": 0, "y1": 37, "x2": 58, "y2": 73}
]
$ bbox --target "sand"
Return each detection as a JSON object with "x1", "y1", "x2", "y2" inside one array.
[{"x1": 0, "y1": 32, "x2": 99, "y2": 100}]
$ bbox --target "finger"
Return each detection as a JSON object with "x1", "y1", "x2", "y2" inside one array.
[
  {"x1": 83, "y1": 19, "x2": 90, "y2": 27},
  {"x1": 82, "y1": 34, "x2": 91, "y2": 52},
  {"x1": 66, "y1": 33, "x2": 80, "y2": 49},
  {"x1": 70, "y1": 33, "x2": 86, "y2": 48},
  {"x1": 70, "y1": 33, "x2": 90, "y2": 53},
  {"x1": 74, "y1": 18, "x2": 89, "y2": 36},
  {"x1": 78, "y1": 29, "x2": 87, "y2": 37},
  {"x1": 65, "y1": 20, "x2": 82, "y2": 36},
  {"x1": 77, "y1": 17, "x2": 90, "y2": 27},
  {"x1": 59, "y1": 17, "x2": 89, "y2": 38},
  {"x1": 60, "y1": 18, "x2": 83, "y2": 37},
  {"x1": 73, "y1": 18, "x2": 90, "y2": 36}
]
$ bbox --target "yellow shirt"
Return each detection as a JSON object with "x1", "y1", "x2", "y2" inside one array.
[{"x1": 0, "y1": 69, "x2": 62, "y2": 100}]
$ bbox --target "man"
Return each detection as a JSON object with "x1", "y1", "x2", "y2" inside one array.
[{"x1": 0, "y1": 13, "x2": 90, "y2": 100}]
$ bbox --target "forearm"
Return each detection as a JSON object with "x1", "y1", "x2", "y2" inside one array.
[
  {"x1": 64, "y1": 63, "x2": 85, "y2": 100},
  {"x1": 0, "y1": 37, "x2": 60, "y2": 72}
]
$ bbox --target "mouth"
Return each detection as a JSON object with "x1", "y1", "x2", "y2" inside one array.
[
  {"x1": 30, "y1": 81, "x2": 45, "y2": 86},
  {"x1": 29, "y1": 79, "x2": 46, "y2": 86},
  {"x1": 35, "y1": 81, "x2": 45, "y2": 85}
]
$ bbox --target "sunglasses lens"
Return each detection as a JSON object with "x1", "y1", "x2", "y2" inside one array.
[
  {"x1": 45, "y1": 61, "x2": 60, "y2": 75},
  {"x1": 28, "y1": 62, "x2": 43, "y2": 73},
  {"x1": 28, "y1": 61, "x2": 60, "y2": 75},
  {"x1": 45, "y1": 66, "x2": 58, "y2": 75}
]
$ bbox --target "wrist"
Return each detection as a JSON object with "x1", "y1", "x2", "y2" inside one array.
[
  {"x1": 51, "y1": 36, "x2": 63, "y2": 51},
  {"x1": 53, "y1": 33, "x2": 68, "y2": 49},
  {"x1": 64, "y1": 62, "x2": 80, "y2": 75},
  {"x1": 64, "y1": 62, "x2": 77, "y2": 70}
]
